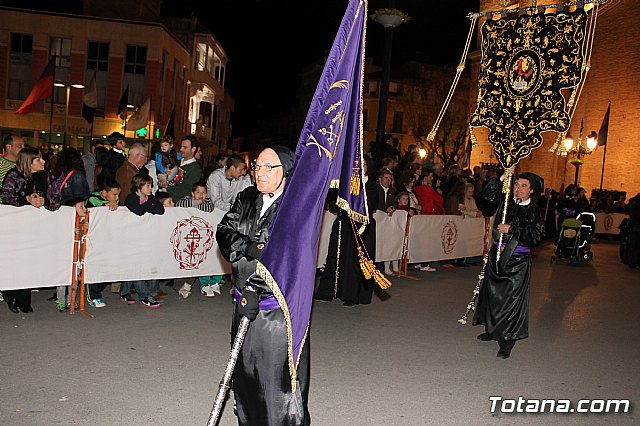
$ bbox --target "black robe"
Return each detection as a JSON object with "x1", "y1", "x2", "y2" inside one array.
[
  {"x1": 216, "y1": 186, "x2": 310, "y2": 426},
  {"x1": 473, "y1": 177, "x2": 543, "y2": 341},
  {"x1": 315, "y1": 179, "x2": 378, "y2": 305},
  {"x1": 622, "y1": 203, "x2": 640, "y2": 268}
]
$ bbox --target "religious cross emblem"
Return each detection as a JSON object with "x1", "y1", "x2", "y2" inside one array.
[
  {"x1": 470, "y1": 9, "x2": 587, "y2": 167},
  {"x1": 441, "y1": 220, "x2": 458, "y2": 254},
  {"x1": 170, "y1": 216, "x2": 215, "y2": 270}
]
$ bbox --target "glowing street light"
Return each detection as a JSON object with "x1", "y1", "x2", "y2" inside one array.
[{"x1": 54, "y1": 81, "x2": 85, "y2": 146}]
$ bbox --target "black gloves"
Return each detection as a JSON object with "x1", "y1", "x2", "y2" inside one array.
[
  {"x1": 245, "y1": 241, "x2": 264, "y2": 260},
  {"x1": 237, "y1": 286, "x2": 259, "y2": 321}
]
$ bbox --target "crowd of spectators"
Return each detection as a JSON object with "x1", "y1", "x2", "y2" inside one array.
[
  {"x1": 0, "y1": 133, "x2": 253, "y2": 313},
  {"x1": 3, "y1": 131, "x2": 638, "y2": 312}
]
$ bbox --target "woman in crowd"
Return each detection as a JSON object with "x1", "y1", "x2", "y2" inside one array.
[
  {"x1": 1, "y1": 146, "x2": 60, "y2": 313},
  {"x1": 56, "y1": 147, "x2": 90, "y2": 205},
  {"x1": 396, "y1": 170, "x2": 421, "y2": 214}
]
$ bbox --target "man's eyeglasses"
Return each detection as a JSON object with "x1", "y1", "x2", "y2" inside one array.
[{"x1": 251, "y1": 163, "x2": 282, "y2": 172}]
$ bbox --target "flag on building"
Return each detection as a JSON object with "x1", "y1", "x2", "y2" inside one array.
[
  {"x1": 255, "y1": 0, "x2": 368, "y2": 392},
  {"x1": 15, "y1": 56, "x2": 55, "y2": 115},
  {"x1": 82, "y1": 71, "x2": 98, "y2": 123},
  {"x1": 163, "y1": 105, "x2": 175, "y2": 138},
  {"x1": 117, "y1": 84, "x2": 129, "y2": 117},
  {"x1": 597, "y1": 101, "x2": 610, "y2": 147},
  {"x1": 126, "y1": 97, "x2": 150, "y2": 130}
]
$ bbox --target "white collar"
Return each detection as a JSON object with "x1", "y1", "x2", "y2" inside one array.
[
  {"x1": 513, "y1": 196, "x2": 531, "y2": 206},
  {"x1": 180, "y1": 157, "x2": 196, "y2": 167}
]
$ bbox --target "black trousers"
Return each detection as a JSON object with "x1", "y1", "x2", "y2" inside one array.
[
  {"x1": 88, "y1": 283, "x2": 109, "y2": 300},
  {"x1": 4, "y1": 289, "x2": 31, "y2": 307}
]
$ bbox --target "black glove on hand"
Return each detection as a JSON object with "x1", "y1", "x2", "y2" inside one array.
[
  {"x1": 238, "y1": 287, "x2": 259, "y2": 321},
  {"x1": 245, "y1": 242, "x2": 264, "y2": 260}
]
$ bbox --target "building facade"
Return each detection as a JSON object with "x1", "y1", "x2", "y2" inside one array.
[{"x1": 0, "y1": 4, "x2": 233, "y2": 163}]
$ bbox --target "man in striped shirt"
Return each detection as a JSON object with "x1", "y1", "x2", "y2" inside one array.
[{"x1": 0, "y1": 134, "x2": 25, "y2": 204}]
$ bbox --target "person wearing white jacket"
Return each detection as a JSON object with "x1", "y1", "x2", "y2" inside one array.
[{"x1": 205, "y1": 154, "x2": 250, "y2": 211}]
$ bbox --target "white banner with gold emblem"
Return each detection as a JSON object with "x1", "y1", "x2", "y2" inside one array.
[
  {"x1": 407, "y1": 215, "x2": 485, "y2": 263},
  {"x1": 84, "y1": 207, "x2": 231, "y2": 283},
  {"x1": 0, "y1": 205, "x2": 76, "y2": 290}
]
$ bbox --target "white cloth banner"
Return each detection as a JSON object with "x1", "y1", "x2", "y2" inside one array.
[
  {"x1": 408, "y1": 215, "x2": 485, "y2": 263},
  {"x1": 0, "y1": 205, "x2": 76, "y2": 290},
  {"x1": 374, "y1": 209, "x2": 407, "y2": 262},
  {"x1": 594, "y1": 212, "x2": 627, "y2": 234},
  {"x1": 84, "y1": 207, "x2": 231, "y2": 283}
]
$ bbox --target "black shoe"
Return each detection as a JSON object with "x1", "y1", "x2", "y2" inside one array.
[
  {"x1": 7, "y1": 300, "x2": 19, "y2": 314},
  {"x1": 342, "y1": 301, "x2": 356, "y2": 307},
  {"x1": 19, "y1": 304, "x2": 33, "y2": 313},
  {"x1": 497, "y1": 348, "x2": 511, "y2": 359},
  {"x1": 497, "y1": 339, "x2": 515, "y2": 359},
  {"x1": 456, "y1": 261, "x2": 470, "y2": 267},
  {"x1": 477, "y1": 332, "x2": 491, "y2": 341}
]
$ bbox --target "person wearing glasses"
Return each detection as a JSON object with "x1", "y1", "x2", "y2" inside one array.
[
  {"x1": 216, "y1": 146, "x2": 310, "y2": 426},
  {"x1": 115, "y1": 142, "x2": 148, "y2": 204}
]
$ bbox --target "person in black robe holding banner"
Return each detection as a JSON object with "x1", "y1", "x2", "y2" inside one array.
[
  {"x1": 315, "y1": 154, "x2": 378, "y2": 306},
  {"x1": 473, "y1": 167, "x2": 543, "y2": 359},
  {"x1": 216, "y1": 146, "x2": 310, "y2": 425}
]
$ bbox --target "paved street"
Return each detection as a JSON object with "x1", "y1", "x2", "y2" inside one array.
[{"x1": 1, "y1": 239, "x2": 638, "y2": 425}]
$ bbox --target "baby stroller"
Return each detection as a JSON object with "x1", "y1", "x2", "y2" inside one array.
[{"x1": 551, "y1": 212, "x2": 596, "y2": 264}]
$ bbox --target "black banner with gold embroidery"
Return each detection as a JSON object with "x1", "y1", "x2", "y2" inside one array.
[{"x1": 470, "y1": 9, "x2": 587, "y2": 167}]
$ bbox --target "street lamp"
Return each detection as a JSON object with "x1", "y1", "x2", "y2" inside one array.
[
  {"x1": 372, "y1": 5, "x2": 409, "y2": 147},
  {"x1": 563, "y1": 118, "x2": 598, "y2": 185},
  {"x1": 54, "y1": 81, "x2": 85, "y2": 146}
]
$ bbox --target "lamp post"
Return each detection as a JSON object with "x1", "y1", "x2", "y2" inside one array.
[
  {"x1": 563, "y1": 118, "x2": 598, "y2": 185},
  {"x1": 372, "y1": 5, "x2": 408, "y2": 146},
  {"x1": 54, "y1": 81, "x2": 85, "y2": 146}
]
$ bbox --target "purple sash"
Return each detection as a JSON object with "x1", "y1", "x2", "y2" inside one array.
[
  {"x1": 234, "y1": 288, "x2": 280, "y2": 311},
  {"x1": 494, "y1": 241, "x2": 531, "y2": 256}
]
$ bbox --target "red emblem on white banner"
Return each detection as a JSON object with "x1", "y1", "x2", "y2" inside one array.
[
  {"x1": 441, "y1": 220, "x2": 458, "y2": 254},
  {"x1": 170, "y1": 216, "x2": 215, "y2": 270}
]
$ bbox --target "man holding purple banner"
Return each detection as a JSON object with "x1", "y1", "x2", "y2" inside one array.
[
  {"x1": 216, "y1": 1, "x2": 369, "y2": 424},
  {"x1": 216, "y1": 146, "x2": 311, "y2": 425}
]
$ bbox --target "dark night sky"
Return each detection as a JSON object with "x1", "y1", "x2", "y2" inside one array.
[
  {"x1": 161, "y1": 0, "x2": 480, "y2": 135},
  {"x1": 1, "y1": 0, "x2": 480, "y2": 136}
]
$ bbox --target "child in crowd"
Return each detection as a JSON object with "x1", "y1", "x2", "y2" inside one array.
[
  {"x1": 175, "y1": 182, "x2": 222, "y2": 298},
  {"x1": 155, "y1": 191, "x2": 174, "y2": 207},
  {"x1": 395, "y1": 191, "x2": 419, "y2": 216},
  {"x1": 86, "y1": 178, "x2": 120, "y2": 210},
  {"x1": 84, "y1": 179, "x2": 121, "y2": 308},
  {"x1": 155, "y1": 136, "x2": 182, "y2": 189},
  {"x1": 124, "y1": 173, "x2": 164, "y2": 216},
  {"x1": 55, "y1": 198, "x2": 88, "y2": 311},
  {"x1": 121, "y1": 173, "x2": 164, "y2": 308},
  {"x1": 175, "y1": 181, "x2": 215, "y2": 212}
]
